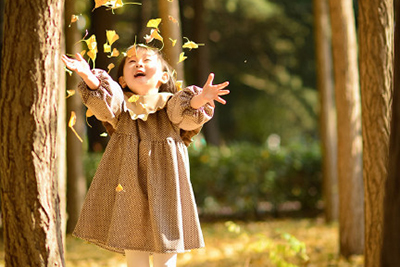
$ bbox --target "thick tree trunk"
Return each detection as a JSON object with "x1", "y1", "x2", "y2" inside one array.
[
  {"x1": 0, "y1": 0, "x2": 66, "y2": 266},
  {"x1": 193, "y1": 0, "x2": 221, "y2": 146},
  {"x1": 313, "y1": 0, "x2": 338, "y2": 223},
  {"x1": 358, "y1": 0, "x2": 393, "y2": 266},
  {"x1": 65, "y1": 0, "x2": 87, "y2": 234},
  {"x1": 158, "y1": 0, "x2": 184, "y2": 80},
  {"x1": 328, "y1": 0, "x2": 364, "y2": 257},
  {"x1": 381, "y1": 1, "x2": 400, "y2": 265}
]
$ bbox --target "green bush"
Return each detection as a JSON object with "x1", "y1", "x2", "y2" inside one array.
[{"x1": 189, "y1": 140, "x2": 322, "y2": 217}]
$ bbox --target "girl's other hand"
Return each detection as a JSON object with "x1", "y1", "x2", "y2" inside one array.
[
  {"x1": 62, "y1": 53, "x2": 100, "y2": 90},
  {"x1": 62, "y1": 53, "x2": 92, "y2": 78},
  {"x1": 192, "y1": 73, "x2": 230, "y2": 108}
]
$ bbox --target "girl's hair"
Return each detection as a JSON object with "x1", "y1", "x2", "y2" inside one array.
[{"x1": 116, "y1": 44, "x2": 177, "y2": 94}]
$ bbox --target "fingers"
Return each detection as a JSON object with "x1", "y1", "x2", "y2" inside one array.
[
  {"x1": 218, "y1": 89, "x2": 230, "y2": 96},
  {"x1": 205, "y1": 73, "x2": 215, "y2": 85}
]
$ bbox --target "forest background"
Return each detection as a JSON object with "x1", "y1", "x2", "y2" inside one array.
[{"x1": 2, "y1": 0, "x2": 400, "y2": 266}]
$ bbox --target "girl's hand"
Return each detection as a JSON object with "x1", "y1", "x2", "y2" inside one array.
[
  {"x1": 62, "y1": 53, "x2": 100, "y2": 90},
  {"x1": 191, "y1": 73, "x2": 230, "y2": 109}
]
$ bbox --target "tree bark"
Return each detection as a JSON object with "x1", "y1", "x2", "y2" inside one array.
[
  {"x1": 381, "y1": 1, "x2": 400, "y2": 265},
  {"x1": 328, "y1": 0, "x2": 364, "y2": 257},
  {"x1": 358, "y1": 0, "x2": 394, "y2": 265},
  {"x1": 0, "y1": 0, "x2": 66, "y2": 266},
  {"x1": 313, "y1": 0, "x2": 338, "y2": 223},
  {"x1": 158, "y1": 0, "x2": 184, "y2": 81},
  {"x1": 65, "y1": 0, "x2": 87, "y2": 234},
  {"x1": 193, "y1": 0, "x2": 221, "y2": 146}
]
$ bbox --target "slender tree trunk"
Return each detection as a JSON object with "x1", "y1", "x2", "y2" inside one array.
[
  {"x1": 358, "y1": 0, "x2": 393, "y2": 265},
  {"x1": 193, "y1": 0, "x2": 221, "y2": 146},
  {"x1": 381, "y1": 1, "x2": 400, "y2": 265},
  {"x1": 313, "y1": 0, "x2": 338, "y2": 223},
  {"x1": 0, "y1": 0, "x2": 66, "y2": 266},
  {"x1": 158, "y1": 0, "x2": 184, "y2": 80},
  {"x1": 328, "y1": 0, "x2": 364, "y2": 257},
  {"x1": 65, "y1": 0, "x2": 87, "y2": 234}
]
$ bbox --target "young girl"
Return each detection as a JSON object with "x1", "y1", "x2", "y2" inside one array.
[{"x1": 62, "y1": 44, "x2": 229, "y2": 267}]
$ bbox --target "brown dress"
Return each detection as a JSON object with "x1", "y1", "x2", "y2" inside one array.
[{"x1": 73, "y1": 69, "x2": 213, "y2": 254}]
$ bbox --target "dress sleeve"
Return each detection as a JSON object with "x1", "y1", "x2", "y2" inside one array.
[
  {"x1": 166, "y1": 85, "x2": 214, "y2": 131},
  {"x1": 77, "y1": 69, "x2": 124, "y2": 128}
]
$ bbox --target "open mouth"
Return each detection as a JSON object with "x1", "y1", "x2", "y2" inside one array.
[{"x1": 134, "y1": 72, "x2": 145, "y2": 78}]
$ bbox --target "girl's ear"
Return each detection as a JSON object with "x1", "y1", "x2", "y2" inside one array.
[
  {"x1": 119, "y1": 76, "x2": 127, "y2": 87},
  {"x1": 159, "y1": 71, "x2": 169, "y2": 84}
]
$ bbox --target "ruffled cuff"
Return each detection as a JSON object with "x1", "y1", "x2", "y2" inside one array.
[{"x1": 167, "y1": 86, "x2": 214, "y2": 131}]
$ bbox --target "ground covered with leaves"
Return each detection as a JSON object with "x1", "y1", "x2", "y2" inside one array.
[{"x1": 0, "y1": 218, "x2": 363, "y2": 267}]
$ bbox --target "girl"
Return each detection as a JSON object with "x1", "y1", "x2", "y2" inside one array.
[{"x1": 61, "y1": 44, "x2": 229, "y2": 267}]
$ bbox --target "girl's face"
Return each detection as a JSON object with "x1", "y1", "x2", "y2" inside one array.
[{"x1": 119, "y1": 48, "x2": 169, "y2": 95}]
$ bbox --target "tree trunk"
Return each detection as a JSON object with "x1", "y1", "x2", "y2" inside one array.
[
  {"x1": 358, "y1": 0, "x2": 394, "y2": 265},
  {"x1": 65, "y1": 0, "x2": 87, "y2": 234},
  {"x1": 0, "y1": 0, "x2": 66, "y2": 266},
  {"x1": 158, "y1": 0, "x2": 184, "y2": 80},
  {"x1": 328, "y1": 0, "x2": 364, "y2": 257},
  {"x1": 381, "y1": 1, "x2": 400, "y2": 265},
  {"x1": 193, "y1": 0, "x2": 221, "y2": 146},
  {"x1": 313, "y1": 0, "x2": 338, "y2": 223}
]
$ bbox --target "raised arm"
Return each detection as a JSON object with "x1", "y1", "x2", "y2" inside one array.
[
  {"x1": 62, "y1": 53, "x2": 100, "y2": 90},
  {"x1": 190, "y1": 73, "x2": 230, "y2": 109}
]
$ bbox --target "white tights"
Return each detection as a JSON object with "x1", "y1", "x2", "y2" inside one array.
[{"x1": 125, "y1": 250, "x2": 177, "y2": 267}]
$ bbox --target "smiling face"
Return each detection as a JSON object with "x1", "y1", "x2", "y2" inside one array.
[{"x1": 119, "y1": 47, "x2": 169, "y2": 95}]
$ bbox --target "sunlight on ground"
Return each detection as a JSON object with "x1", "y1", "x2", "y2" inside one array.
[{"x1": 0, "y1": 218, "x2": 364, "y2": 267}]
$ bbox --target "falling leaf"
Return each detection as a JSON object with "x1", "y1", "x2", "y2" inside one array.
[
  {"x1": 66, "y1": 90, "x2": 76, "y2": 98},
  {"x1": 107, "y1": 63, "x2": 115, "y2": 73},
  {"x1": 126, "y1": 45, "x2": 137, "y2": 58},
  {"x1": 168, "y1": 15, "x2": 179, "y2": 25},
  {"x1": 116, "y1": 184, "x2": 124, "y2": 192},
  {"x1": 150, "y1": 29, "x2": 163, "y2": 42},
  {"x1": 147, "y1": 18, "x2": 162, "y2": 29},
  {"x1": 176, "y1": 80, "x2": 183, "y2": 91},
  {"x1": 69, "y1": 111, "x2": 83, "y2": 143},
  {"x1": 64, "y1": 66, "x2": 73, "y2": 76},
  {"x1": 182, "y1": 37, "x2": 204, "y2": 50},
  {"x1": 169, "y1": 38, "x2": 177, "y2": 47},
  {"x1": 86, "y1": 109, "x2": 94, "y2": 117},
  {"x1": 93, "y1": 0, "x2": 141, "y2": 11},
  {"x1": 100, "y1": 132, "x2": 108, "y2": 137},
  {"x1": 106, "y1": 30, "x2": 119, "y2": 46},
  {"x1": 104, "y1": 43, "x2": 111, "y2": 53},
  {"x1": 108, "y1": 48, "x2": 120, "y2": 58},
  {"x1": 69, "y1": 14, "x2": 79, "y2": 27},
  {"x1": 80, "y1": 50, "x2": 87, "y2": 57},
  {"x1": 144, "y1": 34, "x2": 154, "y2": 44},
  {"x1": 128, "y1": 94, "x2": 140, "y2": 103},
  {"x1": 177, "y1": 52, "x2": 187, "y2": 64}
]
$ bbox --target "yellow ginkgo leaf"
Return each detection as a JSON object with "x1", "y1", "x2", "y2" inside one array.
[
  {"x1": 69, "y1": 14, "x2": 79, "y2": 27},
  {"x1": 177, "y1": 52, "x2": 187, "y2": 64},
  {"x1": 126, "y1": 45, "x2": 137, "y2": 58},
  {"x1": 86, "y1": 109, "x2": 94, "y2": 117},
  {"x1": 182, "y1": 37, "x2": 204, "y2": 50},
  {"x1": 108, "y1": 48, "x2": 120, "y2": 58},
  {"x1": 128, "y1": 94, "x2": 140, "y2": 103},
  {"x1": 115, "y1": 184, "x2": 124, "y2": 192},
  {"x1": 147, "y1": 18, "x2": 162, "y2": 29},
  {"x1": 104, "y1": 43, "x2": 111, "y2": 53},
  {"x1": 66, "y1": 89, "x2": 76, "y2": 98},
  {"x1": 69, "y1": 111, "x2": 83, "y2": 143},
  {"x1": 80, "y1": 50, "x2": 87, "y2": 57},
  {"x1": 169, "y1": 38, "x2": 177, "y2": 47},
  {"x1": 176, "y1": 80, "x2": 183, "y2": 91},
  {"x1": 100, "y1": 132, "x2": 108, "y2": 137},
  {"x1": 85, "y1": 34, "x2": 97, "y2": 50},
  {"x1": 150, "y1": 29, "x2": 163, "y2": 42},
  {"x1": 106, "y1": 30, "x2": 119, "y2": 46},
  {"x1": 168, "y1": 15, "x2": 179, "y2": 25},
  {"x1": 107, "y1": 63, "x2": 115, "y2": 73},
  {"x1": 87, "y1": 49, "x2": 97, "y2": 62},
  {"x1": 94, "y1": 0, "x2": 108, "y2": 9}
]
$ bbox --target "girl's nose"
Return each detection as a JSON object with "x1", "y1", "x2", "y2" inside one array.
[{"x1": 135, "y1": 60, "x2": 144, "y2": 67}]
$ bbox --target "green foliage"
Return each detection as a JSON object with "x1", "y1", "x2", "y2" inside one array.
[
  {"x1": 224, "y1": 221, "x2": 310, "y2": 266},
  {"x1": 189, "y1": 139, "x2": 322, "y2": 217}
]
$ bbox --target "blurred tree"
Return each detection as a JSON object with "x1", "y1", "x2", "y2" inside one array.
[
  {"x1": 381, "y1": 0, "x2": 400, "y2": 265},
  {"x1": 0, "y1": 0, "x2": 65, "y2": 265},
  {"x1": 358, "y1": 0, "x2": 393, "y2": 265},
  {"x1": 193, "y1": 0, "x2": 221, "y2": 146},
  {"x1": 65, "y1": 0, "x2": 87, "y2": 234},
  {"x1": 158, "y1": 0, "x2": 184, "y2": 80},
  {"x1": 86, "y1": 5, "x2": 116, "y2": 152},
  {"x1": 329, "y1": 0, "x2": 364, "y2": 257},
  {"x1": 313, "y1": 0, "x2": 338, "y2": 223}
]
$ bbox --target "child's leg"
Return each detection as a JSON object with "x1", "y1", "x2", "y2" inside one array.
[
  {"x1": 125, "y1": 250, "x2": 150, "y2": 267},
  {"x1": 153, "y1": 253, "x2": 177, "y2": 267}
]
